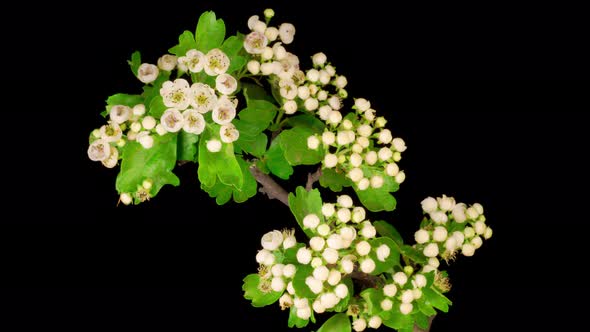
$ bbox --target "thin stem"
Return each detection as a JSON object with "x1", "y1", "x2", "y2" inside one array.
[
  {"x1": 249, "y1": 165, "x2": 289, "y2": 206},
  {"x1": 305, "y1": 167, "x2": 323, "y2": 191}
]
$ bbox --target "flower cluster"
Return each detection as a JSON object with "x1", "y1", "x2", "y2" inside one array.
[{"x1": 414, "y1": 195, "x2": 493, "y2": 271}]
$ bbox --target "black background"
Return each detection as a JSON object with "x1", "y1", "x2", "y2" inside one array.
[{"x1": 2, "y1": 0, "x2": 588, "y2": 331}]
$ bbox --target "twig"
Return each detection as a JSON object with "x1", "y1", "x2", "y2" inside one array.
[
  {"x1": 249, "y1": 165, "x2": 289, "y2": 206},
  {"x1": 305, "y1": 167, "x2": 323, "y2": 191}
]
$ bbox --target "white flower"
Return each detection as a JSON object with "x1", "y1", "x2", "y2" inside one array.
[
  {"x1": 337, "y1": 208, "x2": 351, "y2": 223},
  {"x1": 296, "y1": 247, "x2": 312, "y2": 264},
  {"x1": 271, "y1": 277, "x2": 286, "y2": 292},
  {"x1": 365, "y1": 151, "x2": 378, "y2": 165},
  {"x1": 401, "y1": 290, "x2": 414, "y2": 304},
  {"x1": 466, "y1": 206, "x2": 479, "y2": 220},
  {"x1": 247, "y1": 60, "x2": 260, "y2": 74},
  {"x1": 462, "y1": 243, "x2": 476, "y2": 256},
  {"x1": 247, "y1": 15, "x2": 259, "y2": 30},
  {"x1": 364, "y1": 109, "x2": 376, "y2": 122},
  {"x1": 303, "y1": 136, "x2": 320, "y2": 151},
  {"x1": 464, "y1": 226, "x2": 475, "y2": 238},
  {"x1": 271, "y1": 264, "x2": 284, "y2": 277},
  {"x1": 283, "y1": 264, "x2": 296, "y2": 278},
  {"x1": 141, "y1": 116, "x2": 156, "y2": 130},
  {"x1": 130, "y1": 122, "x2": 142, "y2": 133},
  {"x1": 317, "y1": 224, "x2": 331, "y2": 237},
  {"x1": 328, "y1": 96, "x2": 342, "y2": 110},
  {"x1": 137, "y1": 131, "x2": 154, "y2": 149},
  {"x1": 296, "y1": 306, "x2": 311, "y2": 320},
  {"x1": 413, "y1": 289, "x2": 423, "y2": 300},
  {"x1": 306, "y1": 69, "x2": 319, "y2": 82},
  {"x1": 340, "y1": 258, "x2": 354, "y2": 274},
  {"x1": 324, "y1": 154, "x2": 338, "y2": 168},
  {"x1": 327, "y1": 234, "x2": 344, "y2": 249},
  {"x1": 101, "y1": 146, "x2": 119, "y2": 168},
  {"x1": 400, "y1": 303, "x2": 413, "y2": 315},
  {"x1": 327, "y1": 270, "x2": 342, "y2": 286},
  {"x1": 376, "y1": 244, "x2": 390, "y2": 261},
  {"x1": 428, "y1": 257, "x2": 440, "y2": 269},
  {"x1": 278, "y1": 23, "x2": 296, "y2": 44},
  {"x1": 303, "y1": 214, "x2": 320, "y2": 229},
  {"x1": 430, "y1": 211, "x2": 448, "y2": 224},
  {"x1": 160, "y1": 108, "x2": 184, "y2": 133},
  {"x1": 391, "y1": 137, "x2": 407, "y2": 152},
  {"x1": 214, "y1": 73, "x2": 237, "y2": 95},
  {"x1": 312, "y1": 52, "x2": 327, "y2": 67},
  {"x1": 287, "y1": 282, "x2": 295, "y2": 295},
  {"x1": 119, "y1": 193, "x2": 132, "y2": 205},
  {"x1": 331, "y1": 283, "x2": 348, "y2": 299},
  {"x1": 155, "y1": 124, "x2": 167, "y2": 136},
  {"x1": 264, "y1": 26, "x2": 279, "y2": 41},
  {"x1": 370, "y1": 175, "x2": 384, "y2": 189},
  {"x1": 473, "y1": 203, "x2": 484, "y2": 214},
  {"x1": 336, "y1": 195, "x2": 353, "y2": 208},
  {"x1": 100, "y1": 122, "x2": 122, "y2": 143},
  {"x1": 351, "y1": 144, "x2": 362, "y2": 153},
  {"x1": 393, "y1": 272, "x2": 408, "y2": 286},
  {"x1": 474, "y1": 221, "x2": 486, "y2": 235},
  {"x1": 180, "y1": 109, "x2": 205, "y2": 135},
  {"x1": 260, "y1": 46, "x2": 273, "y2": 61},
  {"x1": 378, "y1": 147, "x2": 393, "y2": 161},
  {"x1": 272, "y1": 42, "x2": 287, "y2": 60},
  {"x1": 336, "y1": 131, "x2": 351, "y2": 146},
  {"x1": 279, "y1": 294, "x2": 293, "y2": 309},
  {"x1": 320, "y1": 292, "x2": 339, "y2": 309},
  {"x1": 294, "y1": 297, "x2": 309, "y2": 309},
  {"x1": 133, "y1": 104, "x2": 146, "y2": 116},
  {"x1": 313, "y1": 265, "x2": 329, "y2": 281},
  {"x1": 413, "y1": 274, "x2": 427, "y2": 289},
  {"x1": 472, "y1": 236, "x2": 483, "y2": 249},
  {"x1": 261, "y1": 230, "x2": 283, "y2": 251},
  {"x1": 321, "y1": 203, "x2": 335, "y2": 218},
  {"x1": 204, "y1": 48, "x2": 230, "y2": 76},
  {"x1": 360, "y1": 258, "x2": 375, "y2": 273},
  {"x1": 137, "y1": 63, "x2": 159, "y2": 83},
  {"x1": 206, "y1": 139, "x2": 222, "y2": 153},
  {"x1": 321, "y1": 131, "x2": 335, "y2": 146},
  {"x1": 385, "y1": 163, "x2": 400, "y2": 177},
  {"x1": 157, "y1": 54, "x2": 177, "y2": 71},
  {"x1": 283, "y1": 235, "x2": 297, "y2": 249},
  {"x1": 334, "y1": 75, "x2": 348, "y2": 89},
  {"x1": 255, "y1": 249, "x2": 270, "y2": 264},
  {"x1": 327, "y1": 110, "x2": 342, "y2": 125},
  {"x1": 305, "y1": 276, "x2": 324, "y2": 294},
  {"x1": 319, "y1": 70, "x2": 331, "y2": 85},
  {"x1": 423, "y1": 243, "x2": 439, "y2": 258},
  {"x1": 361, "y1": 223, "x2": 376, "y2": 238},
  {"x1": 452, "y1": 204, "x2": 467, "y2": 223},
  {"x1": 381, "y1": 299, "x2": 393, "y2": 311},
  {"x1": 432, "y1": 226, "x2": 448, "y2": 242},
  {"x1": 309, "y1": 236, "x2": 325, "y2": 251},
  {"x1": 212, "y1": 97, "x2": 236, "y2": 125},
  {"x1": 452, "y1": 231, "x2": 465, "y2": 246},
  {"x1": 184, "y1": 49, "x2": 206, "y2": 73},
  {"x1": 378, "y1": 129, "x2": 393, "y2": 144},
  {"x1": 395, "y1": 171, "x2": 406, "y2": 184},
  {"x1": 109, "y1": 105, "x2": 131, "y2": 124},
  {"x1": 304, "y1": 97, "x2": 319, "y2": 111},
  {"x1": 484, "y1": 227, "x2": 493, "y2": 240},
  {"x1": 437, "y1": 195, "x2": 455, "y2": 211},
  {"x1": 382, "y1": 283, "x2": 397, "y2": 297},
  {"x1": 351, "y1": 207, "x2": 365, "y2": 223},
  {"x1": 190, "y1": 83, "x2": 217, "y2": 113},
  {"x1": 279, "y1": 80, "x2": 297, "y2": 100},
  {"x1": 357, "y1": 178, "x2": 370, "y2": 190},
  {"x1": 414, "y1": 229, "x2": 430, "y2": 244},
  {"x1": 356, "y1": 240, "x2": 371, "y2": 256},
  {"x1": 263, "y1": 252, "x2": 275, "y2": 266},
  {"x1": 368, "y1": 316, "x2": 382, "y2": 329},
  {"x1": 445, "y1": 237, "x2": 457, "y2": 252},
  {"x1": 160, "y1": 79, "x2": 191, "y2": 110},
  {"x1": 317, "y1": 90, "x2": 328, "y2": 101},
  {"x1": 357, "y1": 136, "x2": 370, "y2": 148},
  {"x1": 322, "y1": 248, "x2": 339, "y2": 264},
  {"x1": 354, "y1": 98, "x2": 370, "y2": 112},
  {"x1": 312, "y1": 299, "x2": 326, "y2": 314},
  {"x1": 311, "y1": 257, "x2": 323, "y2": 268}
]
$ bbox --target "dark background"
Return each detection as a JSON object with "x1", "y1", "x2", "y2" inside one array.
[{"x1": 2, "y1": 0, "x2": 588, "y2": 331}]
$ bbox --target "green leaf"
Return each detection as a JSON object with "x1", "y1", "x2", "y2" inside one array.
[
  {"x1": 288, "y1": 186, "x2": 324, "y2": 238},
  {"x1": 368, "y1": 237, "x2": 401, "y2": 274},
  {"x1": 319, "y1": 168, "x2": 352, "y2": 192},
  {"x1": 243, "y1": 83, "x2": 275, "y2": 104},
  {"x1": 232, "y1": 157, "x2": 257, "y2": 203},
  {"x1": 239, "y1": 99, "x2": 278, "y2": 134},
  {"x1": 422, "y1": 287, "x2": 452, "y2": 313},
  {"x1": 148, "y1": 95, "x2": 167, "y2": 118},
  {"x1": 197, "y1": 125, "x2": 243, "y2": 190},
  {"x1": 415, "y1": 312, "x2": 430, "y2": 329},
  {"x1": 195, "y1": 11, "x2": 225, "y2": 53},
  {"x1": 202, "y1": 178, "x2": 233, "y2": 205},
  {"x1": 292, "y1": 265, "x2": 315, "y2": 298},
  {"x1": 288, "y1": 306, "x2": 310, "y2": 328},
  {"x1": 227, "y1": 55, "x2": 247, "y2": 75},
  {"x1": 235, "y1": 132, "x2": 267, "y2": 158},
  {"x1": 220, "y1": 34, "x2": 244, "y2": 57},
  {"x1": 401, "y1": 245, "x2": 428, "y2": 265},
  {"x1": 284, "y1": 114, "x2": 326, "y2": 134},
  {"x1": 168, "y1": 30, "x2": 197, "y2": 57},
  {"x1": 115, "y1": 135, "x2": 180, "y2": 200},
  {"x1": 360, "y1": 288, "x2": 384, "y2": 316},
  {"x1": 417, "y1": 298, "x2": 437, "y2": 317},
  {"x1": 242, "y1": 274, "x2": 282, "y2": 307},
  {"x1": 374, "y1": 220, "x2": 404, "y2": 247},
  {"x1": 177, "y1": 131, "x2": 199, "y2": 162},
  {"x1": 263, "y1": 136, "x2": 294, "y2": 180},
  {"x1": 279, "y1": 127, "x2": 325, "y2": 165},
  {"x1": 106, "y1": 93, "x2": 143, "y2": 108},
  {"x1": 382, "y1": 309, "x2": 415, "y2": 330},
  {"x1": 317, "y1": 313, "x2": 351, "y2": 332},
  {"x1": 128, "y1": 51, "x2": 141, "y2": 76},
  {"x1": 282, "y1": 243, "x2": 305, "y2": 265},
  {"x1": 354, "y1": 166, "x2": 399, "y2": 212}
]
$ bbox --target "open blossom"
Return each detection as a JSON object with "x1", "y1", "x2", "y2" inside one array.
[
  {"x1": 160, "y1": 108, "x2": 184, "y2": 132},
  {"x1": 204, "y1": 48, "x2": 230, "y2": 76},
  {"x1": 212, "y1": 96, "x2": 236, "y2": 125},
  {"x1": 88, "y1": 139, "x2": 111, "y2": 162},
  {"x1": 101, "y1": 147, "x2": 119, "y2": 168},
  {"x1": 190, "y1": 83, "x2": 217, "y2": 113},
  {"x1": 220, "y1": 123, "x2": 240, "y2": 143},
  {"x1": 160, "y1": 79, "x2": 192, "y2": 110},
  {"x1": 215, "y1": 73, "x2": 237, "y2": 95},
  {"x1": 137, "y1": 63, "x2": 159, "y2": 83},
  {"x1": 182, "y1": 109, "x2": 205, "y2": 134},
  {"x1": 157, "y1": 54, "x2": 177, "y2": 71},
  {"x1": 261, "y1": 230, "x2": 283, "y2": 251},
  {"x1": 244, "y1": 31, "x2": 268, "y2": 54},
  {"x1": 109, "y1": 105, "x2": 130, "y2": 124},
  {"x1": 278, "y1": 23, "x2": 295, "y2": 44},
  {"x1": 100, "y1": 122, "x2": 122, "y2": 142}
]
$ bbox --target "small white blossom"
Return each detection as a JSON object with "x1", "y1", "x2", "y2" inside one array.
[
  {"x1": 160, "y1": 108, "x2": 184, "y2": 133},
  {"x1": 357, "y1": 178, "x2": 370, "y2": 190},
  {"x1": 414, "y1": 274, "x2": 427, "y2": 288},
  {"x1": 120, "y1": 193, "x2": 132, "y2": 205},
  {"x1": 271, "y1": 264, "x2": 284, "y2": 277},
  {"x1": 413, "y1": 289, "x2": 423, "y2": 300},
  {"x1": 414, "y1": 229, "x2": 430, "y2": 244},
  {"x1": 278, "y1": 23, "x2": 296, "y2": 44},
  {"x1": 247, "y1": 60, "x2": 260, "y2": 74},
  {"x1": 370, "y1": 175, "x2": 384, "y2": 189},
  {"x1": 423, "y1": 243, "x2": 440, "y2": 258},
  {"x1": 155, "y1": 124, "x2": 167, "y2": 136},
  {"x1": 327, "y1": 234, "x2": 344, "y2": 249},
  {"x1": 287, "y1": 282, "x2": 295, "y2": 295},
  {"x1": 310, "y1": 236, "x2": 325, "y2": 252},
  {"x1": 190, "y1": 83, "x2": 217, "y2": 113},
  {"x1": 271, "y1": 277, "x2": 286, "y2": 292},
  {"x1": 357, "y1": 124, "x2": 372, "y2": 137},
  {"x1": 391, "y1": 137, "x2": 407, "y2": 152},
  {"x1": 365, "y1": 151, "x2": 378, "y2": 165},
  {"x1": 383, "y1": 283, "x2": 397, "y2": 297},
  {"x1": 182, "y1": 109, "x2": 205, "y2": 134},
  {"x1": 325, "y1": 65, "x2": 336, "y2": 76},
  {"x1": 376, "y1": 244, "x2": 390, "y2": 261},
  {"x1": 351, "y1": 207, "x2": 366, "y2": 223},
  {"x1": 395, "y1": 171, "x2": 406, "y2": 184},
  {"x1": 474, "y1": 221, "x2": 486, "y2": 235},
  {"x1": 283, "y1": 264, "x2": 296, "y2": 278},
  {"x1": 307, "y1": 135, "x2": 320, "y2": 150},
  {"x1": 306, "y1": 69, "x2": 319, "y2": 82},
  {"x1": 484, "y1": 227, "x2": 493, "y2": 239},
  {"x1": 400, "y1": 303, "x2": 413, "y2": 315},
  {"x1": 321, "y1": 203, "x2": 335, "y2": 218},
  {"x1": 354, "y1": 98, "x2": 371, "y2": 112},
  {"x1": 452, "y1": 231, "x2": 465, "y2": 246},
  {"x1": 340, "y1": 258, "x2": 354, "y2": 274},
  {"x1": 401, "y1": 290, "x2": 414, "y2": 304},
  {"x1": 311, "y1": 257, "x2": 323, "y2": 268},
  {"x1": 215, "y1": 73, "x2": 237, "y2": 95},
  {"x1": 206, "y1": 139, "x2": 222, "y2": 153},
  {"x1": 438, "y1": 195, "x2": 456, "y2": 211},
  {"x1": 466, "y1": 206, "x2": 479, "y2": 220},
  {"x1": 322, "y1": 248, "x2": 339, "y2": 264},
  {"x1": 305, "y1": 276, "x2": 324, "y2": 294},
  {"x1": 130, "y1": 122, "x2": 142, "y2": 133},
  {"x1": 280, "y1": 100, "x2": 296, "y2": 114},
  {"x1": 393, "y1": 272, "x2": 408, "y2": 286},
  {"x1": 324, "y1": 154, "x2": 338, "y2": 168},
  {"x1": 317, "y1": 224, "x2": 331, "y2": 237},
  {"x1": 445, "y1": 237, "x2": 457, "y2": 252},
  {"x1": 356, "y1": 240, "x2": 371, "y2": 256},
  {"x1": 137, "y1": 131, "x2": 154, "y2": 149},
  {"x1": 337, "y1": 195, "x2": 353, "y2": 208},
  {"x1": 283, "y1": 235, "x2": 297, "y2": 249},
  {"x1": 327, "y1": 270, "x2": 342, "y2": 286},
  {"x1": 472, "y1": 236, "x2": 483, "y2": 249},
  {"x1": 320, "y1": 292, "x2": 339, "y2": 309},
  {"x1": 327, "y1": 110, "x2": 342, "y2": 125},
  {"x1": 334, "y1": 75, "x2": 348, "y2": 89},
  {"x1": 361, "y1": 223, "x2": 376, "y2": 238},
  {"x1": 296, "y1": 306, "x2": 311, "y2": 320},
  {"x1": 337, "y1": 208, "x2": 351, "y2": 223},
  {"x1": 360, "y1": 258, "x2": 376, "y2": 273},
  {"x1": 393, "y1": 151, "x2": 402, "y2": 162},
  {"x1": 212, "y1": 97, "x2": 236, "y2": 125},
  {"x1": 452, "y1": 204, "x2": 467, "y2": 223},
  {"x1": 141, "y1": 116, "x2": 156, "y2": 130},
  {"x1": 100, "y1": 122, "x2": 123, "y2": 142},
  {"x1": 244, "y1": 31, "x2": 268, "y2": 55},
  {"x1": 279, "y1": 294, "x2": 293, "y2": 309},
  {"x1": 304, "y1": 97, "x2": 319, "y2": 111},
  {"x1": 432, "y1": 226, "x2": 448, "y2": 242},
  {"x1": 137, "y1": 63, "x2": 159, "y2": 83},
  {"x1": 160, "y1": 79, "x2": 192, "y2": 110},
  {"x1": 312, "y1": 52, "x2": 327, "y2": 67},
  {"x1": 319, "y1": 70, "x2": 331, "y2": 85},
  {"x1": 101, "y1": 147, "x2": 119, "y2": 168},
  {"x1": 462, "y1": 243, "x2": 476, "y2": 256},
  {"x1": 264, "y1": 26, "x2": 279, "y2": 41},
  {"x1": 312, "y1": 299, "x2": 326, "y2": 314},
  {"x1": 260, "y1": 46, "x2": 273, "y2": 60},
  {"x1": 272, "y1": 42, "x2": 287, "y2": 60},
  {"x1": 364, "y1": 109, "x2": 376, "y2": 122},
  {"x1": 430, "y1": 211, "x2": 448, "y2": 224},
  {"x1": 109, "y1": 105, "x2": 131, "y2": 124},
  {"x1": 336, "y1": 131, "x2": 351, "y2": 146},
  {"x1": 261, "y1": 230, "x2": 283, "y2": 251},
  {"x1": 464, "y1": 226, "x2": 475, "y2": 238},
  {"x1": 133, "y1": 104, "x2": 146, "y2": 116},
  {"x1": 378, "y1": 147, "x2": 393, "y2": 161},
  {"x1": 321, "y1": 131, "x2": 335, "y2": 145},
  {"x1": 473, "y1": 203, "x2": 484, "y2": 214},
  {"x1": 219, "y1": 123, "x2": 239, "y2": 145},
  {"x1": 328, "y1": 96, "x2": 342, "y2": 110},
  {"x1": 381, "y1": 299, "x2": 393, "y2": 311},
  {"x1": 368, "y1": 316, "x2": 382, "y2": 329},
  {"x1": 297, "y1": 247, "x2": 312, "y2": 264},
  {"x1": 303, "y1": 214, "x2": 320, "y2": 229},
  {"x1": 348, "y1": 168, "x2": 363, "y2": 182},
  {"x1": 357, "y1": 136, "x2": 370, "y2": 148},
  {"x1": 428, "y1": 257, "x2": 440, "y2": 268},
  {"x1": 157, "y1": 54, "x2": 177, "y2": 71},
  {"x1": 184, "y1": 49, "x2": 206, "y2": 73},
  {"x1": 385, "y1": 163, "x2": 399, "y2": 177},
  {"x1": 378, "y1": 129, "x2": 393, "y2": 144},
  {"x1": 313, "y1": 265, "x2": 330, "y2": 281},
  {"x1": 204, "y1": 48, "x2": 230, "y2": 76}
]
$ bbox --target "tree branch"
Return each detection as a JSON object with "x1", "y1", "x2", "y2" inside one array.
[
  {"x1": 305, "y1": 167, "x2": 323, "y2": 191},
  {"x1": 249, "y1": 165, "x2": 289, "y2": 206}
]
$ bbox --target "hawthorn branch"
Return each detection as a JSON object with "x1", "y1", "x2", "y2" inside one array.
[
  {"x1": 305, "y1": 167, "x2": 323, "y2": 191},
  {"x1": 249, "y1": 165, "x2": 289, "y2": 206}
]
